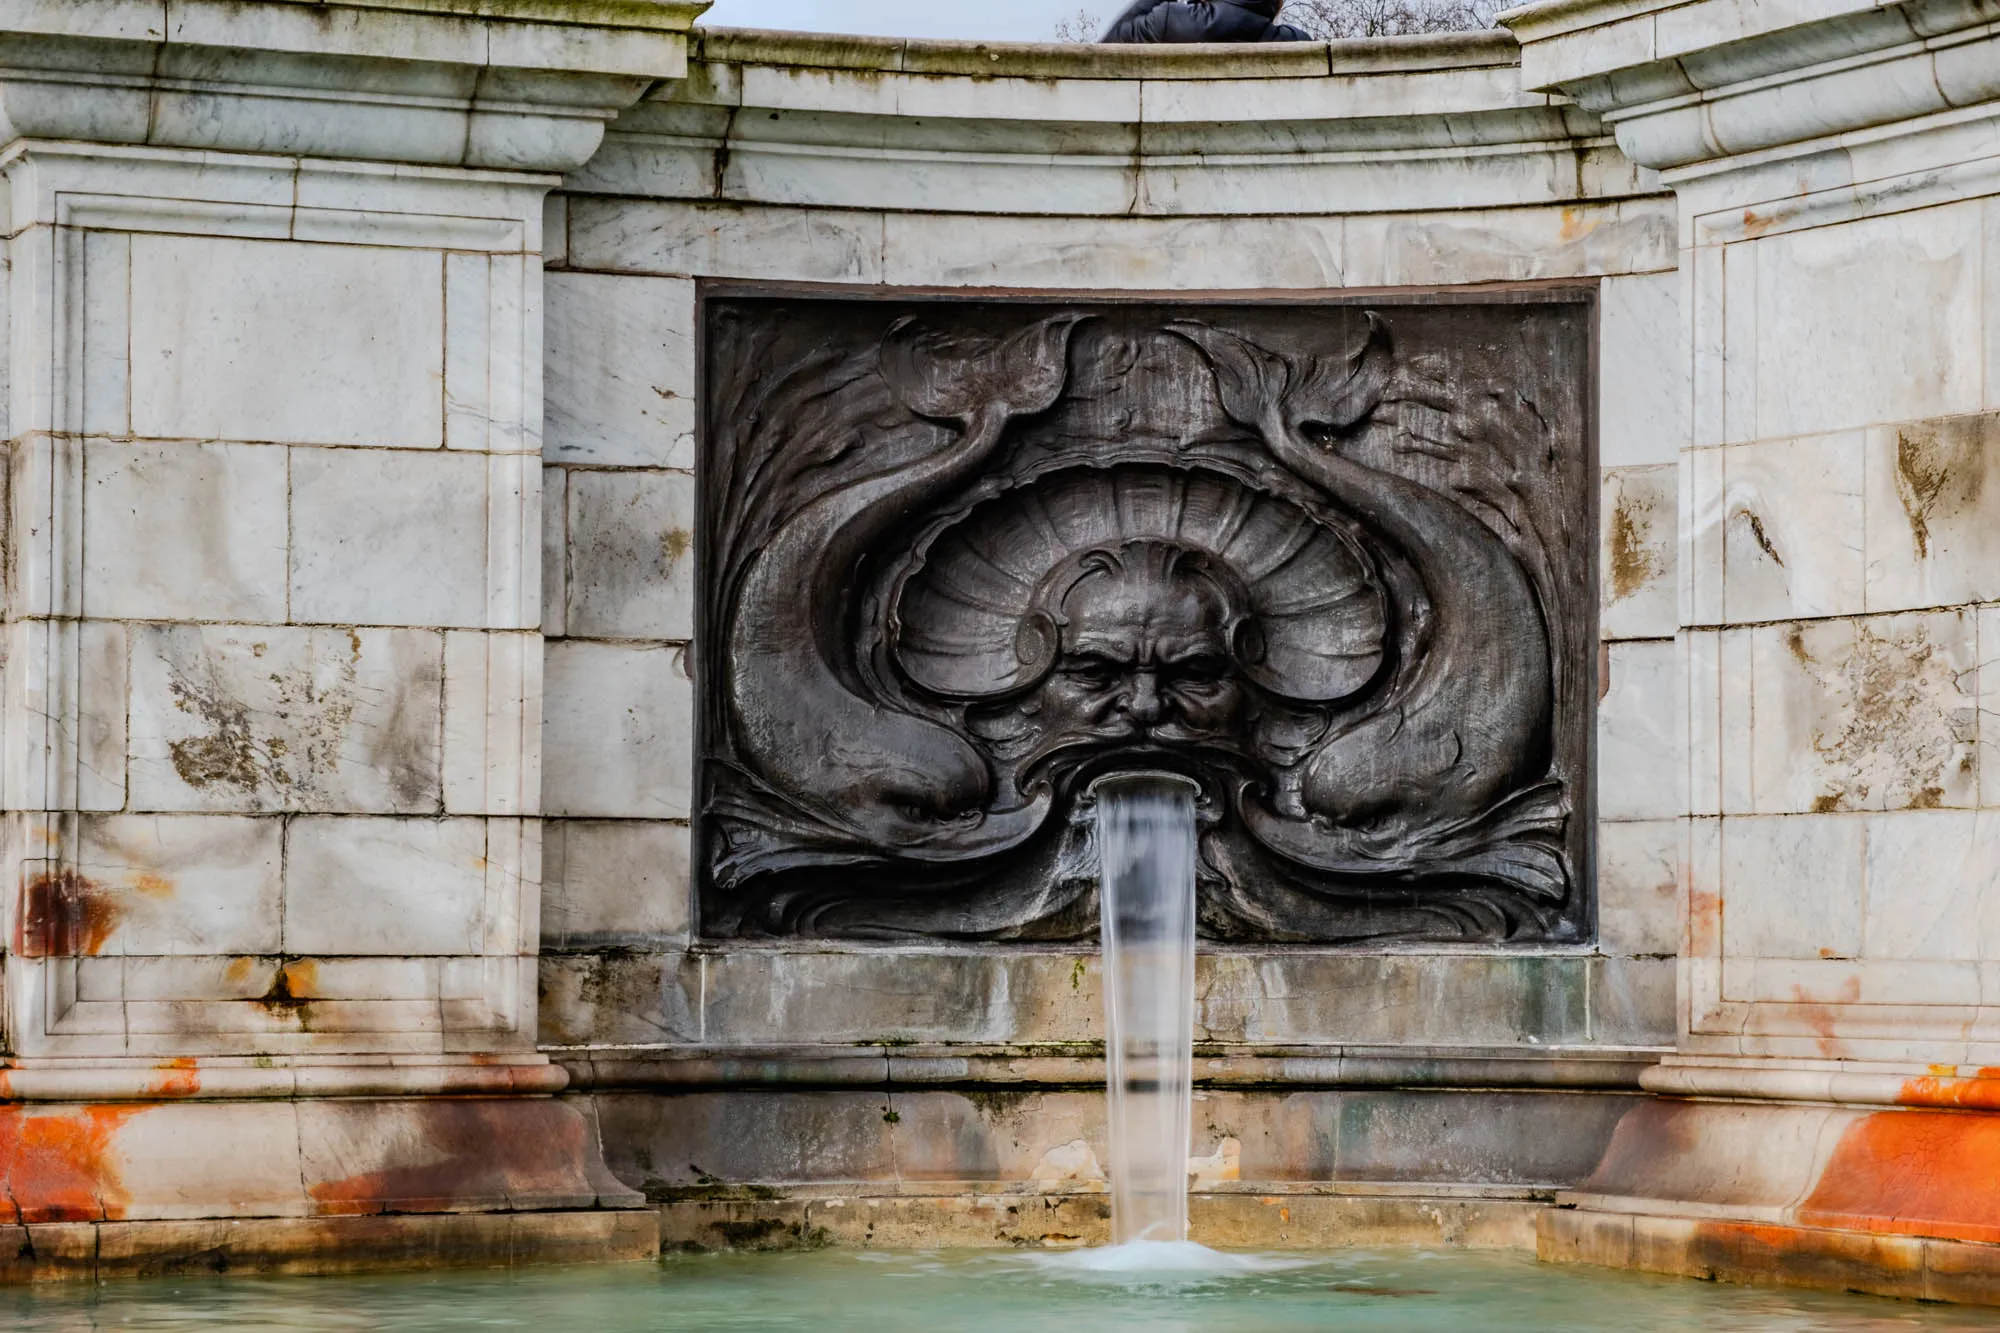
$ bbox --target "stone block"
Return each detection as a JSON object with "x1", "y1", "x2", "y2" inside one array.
[
  {"x1": 1589, "y1": 956, "x2": 1675, "y2": 1045},
  {"x1": 597, "y1": 1090, "x2": 900, "y2": 1189},
  {"x1": 1321, "y1": 1090, "x2": 1633, "y2": 1184},
  {"x1": 1720, "y1": 813, "x2": 1865, "y2": 961},
  {"x1": 1742, "y1": 610, "x2": 1977, "y2": 814},
  {"x1": 1859, "y1": 809, "x2": 2000, "y2": 963},
  {"x1": 537, "y1": 952, "x2": 700, "y2": 1046},
  {"x1": 288, "y1": 447, "x2": 491, "y2": 629},
  {"x1": 544, "y1": 272, "x2": 696, "y2": 467},
  {"x1": 1597, "y1": 639, "x2": 1680, "y2": 821},
  {"x1": 568, "y1": 197, "x2": 885, "y2": 284},
  {"x1": 1198, "y1": 953, "x2": 1591, "y2": 1046},
  {"x1": 71, "y1": 814, "x2": 283, "y2": 956},
  {"x1": 1343, "y1": 198, "x2": 1676, "y2": 288},
  {"x1": 565, "y1": 469, "x2": 696, "y2": 640},
  {"x1": 1599, "y1": 271, "x2": 1684, "y2": 468},
  {"x1": 542, "y1": 819, "x2": 691, "y2": 949},
  {"x1": 1720, "y1": 432, "x2": 1865, "y2": 623},
  {"x1": 127, "y1": 624, "x2": 443, "y2": 814},
  {"x1": 699, "y1": 949, "x2": 1101, "y2": 1047},
  {"x1": 542, "y1": 640, "x2": 691, "y2": 818},
  {"x1": 83, "y1": 440, "x2": 289, "y2": 622},
  {"x1": 441, "y1": 630, "x2": 540, "y2": 817},
  {"x1": 295, "y1": 1098, "x2": 635, "y2": 1215},
  {"x1": 126, "y1": 234, "x2": 444, "y2": 448},
  {"x1": 110, "y1": 1100, "x2": 310, "y2": 1221},
  {"x1": 1864, "y1": 410, "x2": 2000, "y2": 613},
  {"x1": 282, "y1": 817, "x2": 487, "y2": 956},
  {"x1": 541, "y1": 464, "x2": 566, "y2": 637},
  {"x1": 1734, "y1": 200, "x2": 1983, "y2": 442},
  {"x1": 1596, "y1": 819, "x2": 1679, "y2": 957},
  {"x1": 1599, "y1": 463, "x2": 1675, "y2": 639},
  {"x1": 881, "y1": 211, "x2": 1343, "y2": 290}
]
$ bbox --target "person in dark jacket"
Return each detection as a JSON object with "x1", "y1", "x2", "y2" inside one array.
[{"x1": 1100, "y1": 0, "x2": 1312, "y2": 42}]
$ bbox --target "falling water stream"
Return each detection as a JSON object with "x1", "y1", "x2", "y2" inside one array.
[{"x1": 1092, "y1": 771, "x2": 1201, "y2": 1249}]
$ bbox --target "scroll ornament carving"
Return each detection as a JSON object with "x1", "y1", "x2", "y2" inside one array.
[{"x1": 702, "y1": 300, "x2": 1589, "y2": 943}]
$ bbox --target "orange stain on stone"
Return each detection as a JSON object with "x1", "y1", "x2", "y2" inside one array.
[
  {"x1": 1896, "y1": 1073, "x2": 2000, "y2": 1111},
  {"x1": 129, "y1": 872, "x2": 174, "y2": 899},
  {"x1": 1798, "y1": 1110, "x2": 2000, "y2": 1244},
  {"x1": 144, "y1": 1059, "x2": 201, "y2": 1100},
  {"x1": 0, "y1": 1105, "x2": 141, "y2": 1223},
  {"x1": 13, "y1": 869, "x2": 122, "y2": 958}
]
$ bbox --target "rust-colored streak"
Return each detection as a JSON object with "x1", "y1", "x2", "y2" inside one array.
[
  {"x1": 143, "y1": 1058, "x2": 201, "y2": 1100},
  {"x1": 13, "y1": 869, "x2": 122, "y2": 958},
  {"x1": 306, "y1": 1102, "x2": 591, "y2": 1217},
  {"x1": 0, "y1": 1105, "x2": 141, "y2": 1223},
  {"x1": 1798, "y1": 1110, "x2": 2000, "y2": 1244},
  {"x1": 255, "y1": 959, "x2": 320, "y2": 1027}
]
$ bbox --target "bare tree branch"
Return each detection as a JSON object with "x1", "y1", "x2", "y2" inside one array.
[
  {"x1": 1052, "y1": 8, "x2": 1103, "y2": 41},
  {"x1": 1286, "y1": 0, "x2": 1502, "y2": 37}
]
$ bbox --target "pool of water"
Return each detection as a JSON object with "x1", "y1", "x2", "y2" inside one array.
[{"x1": 1, "y1": 1247, "x2": 1991, "y2": 1331}]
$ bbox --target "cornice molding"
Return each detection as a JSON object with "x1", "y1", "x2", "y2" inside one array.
[
  {"x1": 0, "y1": 0, "x2": 712, "y2": 172},
  {"x1": 1504, "y1": 0, "x2": 2000, "y2": 173}
]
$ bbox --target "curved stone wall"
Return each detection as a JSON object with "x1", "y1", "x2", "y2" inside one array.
[{"x1": 532, "y1": 26, "x2": 1689, "y2": 1243}]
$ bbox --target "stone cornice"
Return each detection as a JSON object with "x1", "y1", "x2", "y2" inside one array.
[
  {"x1": 691, "y1": 25, "x2": 1522, "y2": 80},
  {"x1": 0, "y1": 0, "x2": 712, "y2": 172},
  {"x1": 568, "y1": 25, "x2": 1651, "y2": 215},
  {"x1": 1504, "y1": 0, "x2": 2000, "y2": 173}
]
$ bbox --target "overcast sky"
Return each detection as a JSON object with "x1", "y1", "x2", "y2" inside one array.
[{"x1": 700, "y1": 0, "x2": 1107, "y2": 41}]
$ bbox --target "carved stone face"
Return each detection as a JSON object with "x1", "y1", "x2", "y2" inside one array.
[{"x1": 1026, "y1": 542, "x2": 1250, "y2": 756}]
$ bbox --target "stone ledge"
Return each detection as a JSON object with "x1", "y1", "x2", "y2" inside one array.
[
  {"x1": 559, "y1": 1044, "x2": 1662, "y2": 1091},
  {"x1": 661, "y1": 1185, "x2": 1547, "y2": 1251},
  {"x1": 0, "y1": 1209, "x2": 661, "y2": 1283},
  {"x1": 1539, "y1": 1207, "x2": 2000, "y2": 1306}
]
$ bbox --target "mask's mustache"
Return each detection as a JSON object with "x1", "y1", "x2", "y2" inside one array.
[{"x1": 1016, "y1": 731, "x2": 1257, "y2": 800}]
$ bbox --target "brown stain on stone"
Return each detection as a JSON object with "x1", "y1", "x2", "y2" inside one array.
[
  {"x1": 14, "y1": 869, "x2": 121, "y2": 958},
  {"x1": 223, "y1": 956, "x2": 255, "y2": 986},
  {"x1": 1789, "y1": 618, "x2": 1974, "y2": 813},
  {"x1": 1606, "y1": 487, "x2": 1661, "y2": 602},
  {"x1": 255, "y1": 959, "x2": 320, "y2": 1027},
  {"x1": 662, "y1": 527, "x2": 692, "y2": 570},
  {"x1": 1798, "y1": 1110, "x2": 2000, "y2": 1244},
  {"x1": 0, "y1": 1105, "x2": 142, "y2": 1223},
  {"x1": 1892, "y1": 416, "x2": 1992, "y2": 560},
  {"x1": 1733, "y1": 506, "x2": 1784, "y2": 567},
  {"x1": 1741, "y1": 209, "x2": 1775, "y2": 239}
]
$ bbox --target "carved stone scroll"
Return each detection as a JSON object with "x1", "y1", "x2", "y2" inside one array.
[{"x1": 698, "y1": 295, "x2": 1595, "y2": 944}]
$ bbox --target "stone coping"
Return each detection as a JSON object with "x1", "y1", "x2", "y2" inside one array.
[{"x1": 689, "y1": 24, "x2": 1521, "y2": 79}]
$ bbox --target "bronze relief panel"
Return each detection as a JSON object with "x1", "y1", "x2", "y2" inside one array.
[{"x1": 697, "y1": 293, "x2": 1595, "y2": 944}]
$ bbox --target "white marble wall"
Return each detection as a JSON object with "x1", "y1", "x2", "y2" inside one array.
[
  {"x1": 0, "y1": 150, "x2": 554, "y2": 1069},
  {"x1": 1511, "y1": 0, "x2": 2000, "y2": 1075}
]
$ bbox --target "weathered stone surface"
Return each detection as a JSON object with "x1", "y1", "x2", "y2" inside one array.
[
  {"x1": 127, "y1": 625, "x2": 443, "y2": 815},
  {"x1": 542, "y1": 819, "x2": 692, "y2": 950},
  {"x1": 542, "y1": 640, "x2": 693, "y2": 818},
  {"x1": 564, "y1": 468, "x2": 696, "y2": 640}
]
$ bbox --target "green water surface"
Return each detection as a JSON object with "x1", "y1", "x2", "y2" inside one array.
[{"x1": 1, "y1": 1248, "x2": 1993, "y2": 1331}]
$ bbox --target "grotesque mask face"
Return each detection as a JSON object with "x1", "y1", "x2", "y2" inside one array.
[{"x1": 1019, "y1": 542, "x2": 1253, "y2": 770}]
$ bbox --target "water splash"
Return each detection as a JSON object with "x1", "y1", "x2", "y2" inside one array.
[{"x1": 1093, "y1": 772, "x2": 1200, "y2": 1247}]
